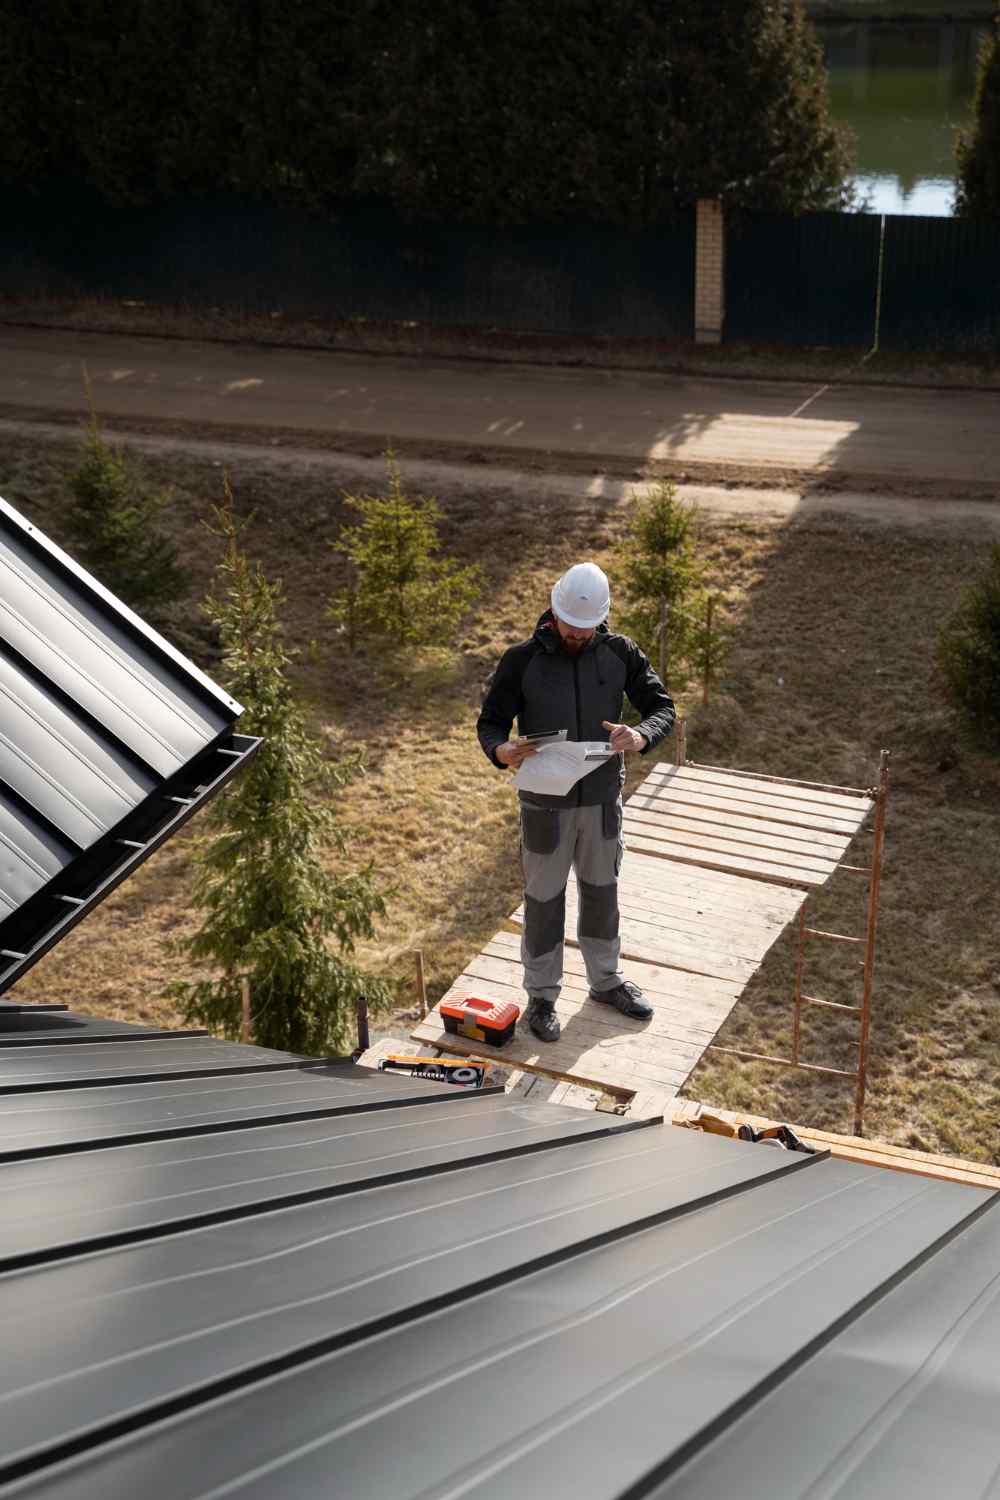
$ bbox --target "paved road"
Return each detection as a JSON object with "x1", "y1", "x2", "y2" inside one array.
[{"x1": 2, "y1": 327, "x2": 999, "y2": 491}]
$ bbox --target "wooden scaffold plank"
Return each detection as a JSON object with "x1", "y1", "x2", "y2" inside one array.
[{"x1": 665, "y1": 763, "x2": 875, "y2": 816}]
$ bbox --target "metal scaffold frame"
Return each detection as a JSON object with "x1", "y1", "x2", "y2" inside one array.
[{"x1": 697, "y1": 741, "x2": 890, "y2": 1137}]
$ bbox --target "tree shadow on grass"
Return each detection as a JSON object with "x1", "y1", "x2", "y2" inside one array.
[{"x1": 677, "y1": 506, "x2": 1000, "y2": 1158}]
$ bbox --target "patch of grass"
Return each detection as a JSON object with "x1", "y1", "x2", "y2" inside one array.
[
  {"x1": 684, "y1": 519, "x2": 1000, "y2": 1158},
  {"x1": 2, "y1": 431, "x2": 998, "y2": 1162}
]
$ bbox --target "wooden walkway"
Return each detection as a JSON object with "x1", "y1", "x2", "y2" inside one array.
[
  {"x1": 626, "y1": 763, "x2": 872, "y2": 887},
  {"x1": 413, "y1": 759, "x2": 874, "y2": 1099}
]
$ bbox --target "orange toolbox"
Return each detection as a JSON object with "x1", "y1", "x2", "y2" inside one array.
[{"x1": 440, "y1": 995, "x2": 520, "y2": 1047}]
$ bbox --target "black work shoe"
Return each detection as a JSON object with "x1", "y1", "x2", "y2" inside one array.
[
  {"x1": 589, "y1": 980, "x2": 653, "y2": 1021},
  {"x1": 525, "y1": 997, "x2": 561, "y2": 1043}
]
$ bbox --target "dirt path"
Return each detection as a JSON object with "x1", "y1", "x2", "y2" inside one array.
[
  {"x1": 3, "y1": 326, "x2": 999, "y2": 500},
  {"x1": 4, "y1": 416, "x2": 1000, "y2": 539}
]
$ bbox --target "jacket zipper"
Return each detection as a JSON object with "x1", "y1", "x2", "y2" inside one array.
[{"x1": 573, "y1": 656, "x2": 582, "y2": 806}]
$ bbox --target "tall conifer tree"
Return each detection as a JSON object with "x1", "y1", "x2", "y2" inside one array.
[
  {"x1": 363, "y1": 0, "x2": 852, "y2": 224},
  {"x1": 955, "y1": 15, "x2": 1000, "y2": 218},
  {"x1": 171, "y1": 487, "x2": 390, "y2": 1055},
  {"x1": 3, "y1": 0, "x2": 850, "y2": 219}
]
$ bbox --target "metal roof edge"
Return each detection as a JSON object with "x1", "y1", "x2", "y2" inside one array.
[
  {"x1": 0, "y1": 731, "x2": 262, "y2": 998},
  {"x1": 0, "y1": 493, "x2": 243, "y2": 720}
]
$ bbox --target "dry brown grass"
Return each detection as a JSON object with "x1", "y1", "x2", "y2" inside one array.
[
  {"x1": 685, "y1": 518, "x2": 1000, "y2": 1161},
  {"x1": 2, "y1": 428, "x2": 998, "y2": 1162}
]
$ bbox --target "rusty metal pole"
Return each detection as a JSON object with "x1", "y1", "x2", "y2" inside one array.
[
  {"x1": 854, "y1": 750, "x2": 889, "y2": 1136},
  {"x1": 703, "y1": 595, "x2": 714, "y2": 707},
  {"x1": 793, "y1": 906, "x2": 806, "y2": 1065}
]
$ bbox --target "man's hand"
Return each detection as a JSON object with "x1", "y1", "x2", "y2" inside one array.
[
  {"x1": 602, "y1": 721, "x2": 646, "y2": 754},
  {"x1": 496, "y1": 740, "x2": 539, "y2": 768}
]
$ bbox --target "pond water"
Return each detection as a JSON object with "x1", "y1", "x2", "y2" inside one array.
[{"x1": 818, "y1": 21, "x2": 989, "y2": 215}]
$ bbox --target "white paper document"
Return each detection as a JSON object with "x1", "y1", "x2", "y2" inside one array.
[{"x1": 514, "y1": 740, "x2": 616, "y2": 797}]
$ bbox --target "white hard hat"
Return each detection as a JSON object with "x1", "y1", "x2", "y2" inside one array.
[{"x1": 551, "y1": 562, "x2": 611, "y2": 629}]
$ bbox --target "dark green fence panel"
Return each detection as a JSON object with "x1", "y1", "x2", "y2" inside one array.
[
  {"x1": 725, "y1": 212, "x2": 881, "y2": 347},
  {"x1": 880, "y1": 215, "x2": 1000, "y2": 352},
  {"x1": 0, "y1": 191, "x2": 695, "y2": 340}
]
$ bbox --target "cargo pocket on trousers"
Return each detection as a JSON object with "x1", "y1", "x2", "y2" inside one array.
[
  {"x1": 521, "y1": 805, "x2": 561, "y2": 856},
  {"x1": 602, "y1": 798, "x2": 625, "y2": 876}
]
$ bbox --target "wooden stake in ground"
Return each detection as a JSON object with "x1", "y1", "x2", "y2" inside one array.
[
  {"x1": 703, "y1": 595, "x2": 715, "y2": 707},
  {"x1": 240, "y1": 975, "x2": 252, "y2": 1043},
  {"x1": 356, "y1": 993, "x2": 371, "y2": 1052},
  {"x1": 415, "y1": 949, "x2": 428, "y2": 1018}
]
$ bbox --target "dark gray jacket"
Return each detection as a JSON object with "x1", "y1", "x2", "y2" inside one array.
[{"x1": 476, "y1": 610, "x2": 675, "y2": 808}]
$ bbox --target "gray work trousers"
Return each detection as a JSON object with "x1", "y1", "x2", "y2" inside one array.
[{"x1": 519, "y1": 797, "x2": 625, "y2": 1004}]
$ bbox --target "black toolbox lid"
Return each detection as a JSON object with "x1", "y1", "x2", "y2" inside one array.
[{"x1": 0, "y1": 494, "x2": 260, "y2": 1000}]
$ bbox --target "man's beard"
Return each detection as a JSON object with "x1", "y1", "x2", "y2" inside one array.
[{"x1": 559, "y1": 636, "x2": 588, "y2": 655}]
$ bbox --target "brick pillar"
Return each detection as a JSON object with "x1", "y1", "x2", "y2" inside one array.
[{"x1": 694, "y1": 199, "x2": 725, "y2": 345}]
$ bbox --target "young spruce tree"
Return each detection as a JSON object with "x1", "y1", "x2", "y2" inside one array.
[
  {"x1": 171, "y1": 485, "x2": 390, "y2": 1054},
  {"x1": 67, "y1": 413, "x2": 187, "y2": 614},
  {"x1": 329, "y1": 451, "x2": 480, "y2": 651},
  {"x1": 612, "y1": 481, "x2": 705, "y2": 689}
]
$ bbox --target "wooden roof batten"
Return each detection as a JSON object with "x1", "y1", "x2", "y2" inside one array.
[{"x1": 413, "y1": 724, "x2": 888, "y2": 1136}]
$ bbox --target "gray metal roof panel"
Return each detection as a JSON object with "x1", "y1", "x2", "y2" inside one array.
[
  {"x1": 0, "y1": 732, "x2": 262, "y2": 996},
  {"x1": 2, "y1": 1153, "x2": 988, "y2": 1500},
  {"x1": 0, "y1": 1095, "x2": 643, "y2": 1268},
  {"x1": 0, "y1": 496, "x2": 241, "y2": 723},
  {"x1": 0, "y1": 1125, "x2": 808, "y2": 1483},
  {"x1": 0, "y1": 649, "x2": 155, "y2": 833},
  {"x1": 0, "y1": 499, "x2": 238, "y2": 762},
  {"x1": 0, "y1": 535, "x2": 221, "y2": 776},
  {"x1": 0, "y1": 1011, "x2": 209, "y2": 1045},
  {"x1": 449, "y1": 1184, "x2": 995, "y2": 1500},
  {"x1": 0, "y1": 495, "x2": 257, "y2": 997},
  {"x1": 0, "y1": 1000, "x2": 67, "y2": 1012},
  {"x1": 0, "y1": 1061, "x2": 506, "y2": 1161},
  {"x1": 0, "y1": 649, "x2": 156, "y2": 798},
  {"x1": 0, "y1": 793, "x2": 73, "y2": 908},
  {"x1": 0, "y1": 1036, "x2": 308, "y2": 1092},
  {"x1": 648, "y1": 1190, "x2": 1000, "y2": 1500},
  {"x1": 0, "y1": 724, "x2": 112, "y2": 847}
]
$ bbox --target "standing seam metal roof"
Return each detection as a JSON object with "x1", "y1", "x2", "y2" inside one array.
[{"x1": 0, "y1": 1036, "x2": 996, "y2": 1500}]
